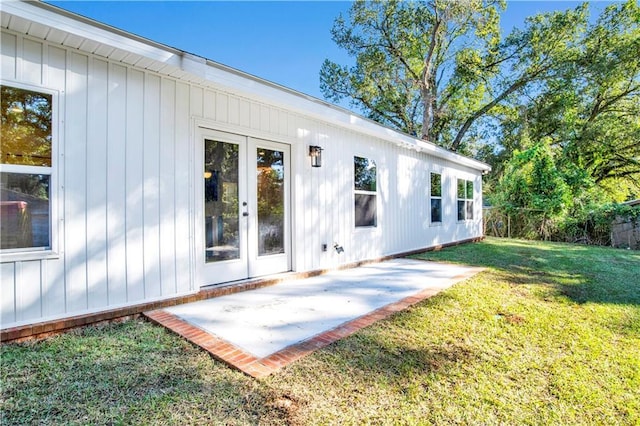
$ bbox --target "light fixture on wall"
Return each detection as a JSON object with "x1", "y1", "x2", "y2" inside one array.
[{"x1": 309, "y1": 145, "x2": 323, "y2": 167}]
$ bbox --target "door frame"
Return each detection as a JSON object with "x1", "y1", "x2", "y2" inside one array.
[{"x1": 194, "y1": 126, "x2": 292, "y2": 287}]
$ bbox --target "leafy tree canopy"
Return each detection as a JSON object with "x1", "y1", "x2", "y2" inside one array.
[
  {"x1": 321, "y1": 0, "x2": 587, "y2": 153},
  {"x1": 321, "y1": 0, "x2": 640, "y2": 204}
]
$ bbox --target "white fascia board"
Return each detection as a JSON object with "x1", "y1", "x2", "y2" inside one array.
[{"x1": 3, "y1": 1, "x2": 182, "y2": 67}]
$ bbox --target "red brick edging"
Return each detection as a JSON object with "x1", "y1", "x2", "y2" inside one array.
[
  {"x1": 144, "y1": 267, "x2": 484, "y2": 379},
  {"x1": 1, "y1": 237, "x2": 483, "y2": 343}
]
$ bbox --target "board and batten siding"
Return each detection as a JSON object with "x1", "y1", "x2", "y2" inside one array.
[
  {"x1": 1, "y1": 28, "x2": 483, "y2": 329},
  {"x1": 1, "y1": 31, "x2": 196, "y2": 327}
]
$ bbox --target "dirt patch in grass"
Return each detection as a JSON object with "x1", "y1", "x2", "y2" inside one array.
[{"x1": 496, "y1": 312, "x2": 526, "y2": 325}]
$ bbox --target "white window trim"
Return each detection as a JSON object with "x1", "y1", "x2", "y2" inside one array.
[
  {"x1": 0, "y1": 80, "x2": 60, "y2": 262},
  {"x1": 353, "y1": 189, "x2": 378, "y2": 228},
  {"x1": 456, "y1": 178, "x2": 474, "y2": 222}
]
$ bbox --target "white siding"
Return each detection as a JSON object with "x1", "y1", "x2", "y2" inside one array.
[
  {"x1": 86, "y1": 57, "x2": 109, "y2": 310},
  {"x1": 142, "y1": 73, "x2": 162, "y2": 299},
  {"x1": 106, "y1": 62, "x2": 127, "y2": 306},
  {"x1": 1, "y1": 32, "x2": 197, "y2": 327},
  {"x1": 1, "y1": 263, "x2": 16, "y2": 324},
  {"x1": 1, "y1": 28, "x2": 484, "y2": 329},
  {"x1": 21, "y1": 38, "x2": 43, "y2": 85},
  {"x1": 159, "y1": 78, "x2": 177, "y2": 296},
  {"x1": 124, "y1": 68, "x2": 146, "y2": 303},
  {"x1": 1, "y1": 32, "x2": 17, "y2": 79},
  {"x1": 174, "y1": 82, "x2": 192, "y2": 295},
  {"x1": 65, "y1": 51, "x2": 89, "y2": 314}
]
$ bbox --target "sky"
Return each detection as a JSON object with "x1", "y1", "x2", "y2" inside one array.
[{"x1": 46, "y1": 1, "x2": 605, "y2": 103}]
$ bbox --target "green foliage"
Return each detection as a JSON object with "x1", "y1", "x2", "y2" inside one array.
[
  {"x1": 557, "y1": 203, "x2": 640, "y2": 246},
  {"x1": 491, "y1": 131, "x2": 638, "y2": 243},
  {"x1": 493, "y1": 0, "x2": 640, "y2": 201},
  {"x1": 321, "y1": 0, "x2": 597, "y2": 154},
  {"x1": 494, "y1": 139, "x2": 570, "y2": 218},
  {"x1": 485, "y1": 1, "x2": 640, "y2": 240},
  {"x1": 320, "y1": 0, "x2": 507, "y2": 150},
  {"x1": 491, "y1": 156, "x2": 640, "y2": 242}
]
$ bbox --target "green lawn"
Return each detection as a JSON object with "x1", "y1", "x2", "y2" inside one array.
[{"x1": 2, "y1": 237, "x2": 639, "y2": 425}]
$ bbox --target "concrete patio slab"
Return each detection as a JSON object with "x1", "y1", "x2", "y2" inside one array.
[{"x1": 144, "y1": 259, "x2": 483, "y2": 378}]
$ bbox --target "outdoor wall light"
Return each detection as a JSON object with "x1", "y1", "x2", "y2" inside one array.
[{"x1": 309, "y1": 145, "x2": 323, "y2": 167}]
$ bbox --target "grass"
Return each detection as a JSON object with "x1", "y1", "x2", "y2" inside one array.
[{"x1": 2, "y1": 237, "x2": 639, "y2": 425}]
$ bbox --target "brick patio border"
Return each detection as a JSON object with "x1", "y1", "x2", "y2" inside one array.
[
  {"x1": 144, "y1": 267, "x2": 484, "y2": 378},
  {"x1": 1, "y1": 237, "x2": 483, "y2": 343}
]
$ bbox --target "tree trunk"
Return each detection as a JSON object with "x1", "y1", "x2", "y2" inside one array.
[
  {"x1": 420, "y1": 15, "x2": 441, "y2": 142},
  {"x1": 450, "y1": 78, "x2": 530, "y2": 151},
  {"x1": 421, "y1": 86, "x2": 433, "y2": 141}
]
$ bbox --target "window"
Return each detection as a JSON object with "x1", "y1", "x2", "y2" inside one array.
[
  {"x1": 354, "y1": 156, "x2": 376, "y2": 227},
  {"x1": 457, "y1": 179, "x2": 474, "y2": 221},
  {"x1": 1, "y1": 84, "x2": 53, "y2": 251},
  {"x1": 430, "y1": 172, "x2": 442, "y2": 223}
]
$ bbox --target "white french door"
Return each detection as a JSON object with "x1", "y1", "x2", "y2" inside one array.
[{"x1": 195, "y1": 128, "x2": 291, "y2": 286}]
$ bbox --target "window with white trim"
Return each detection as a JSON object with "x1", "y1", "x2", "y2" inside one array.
[
  {"x1": 430, "y1": 172, "x2": 442, "y2": 223},
  {"x1": 457, "y1": 179, "x2": 474, "y2": 221},
  {"x1": 354, "y1": 156, "x2": 377, "y2": 227},
  {"x1": 1, "y1": 84, "x2": 53, "y2": 251}
]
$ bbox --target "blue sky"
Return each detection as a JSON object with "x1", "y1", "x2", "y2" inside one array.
[{"x1": 47, "y1": 1, "x2": 605, "y2": 102}]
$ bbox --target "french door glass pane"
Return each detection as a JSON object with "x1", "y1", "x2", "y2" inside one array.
[
  {"x1": 257, "y1": 148, "x2": 285, "y2": 256},
  {"x1": 204, "y1": 139, "x2": 239, "y2": 263}
]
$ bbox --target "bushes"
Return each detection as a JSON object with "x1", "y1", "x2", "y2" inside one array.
[
  {"x1": 485, "y1": 203, "x2": 640, "y2": 246},
  {"x1": 487, "y1": 137, "x2": 640, "y2": 246},
  {"x1": 555, "y1": 204, "x2": 633, "y2": 245}
]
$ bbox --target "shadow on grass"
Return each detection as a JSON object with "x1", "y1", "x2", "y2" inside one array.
[
  {"x1": 412, "y1": 237, "x2": 640, "y2": 307},
  {"x1": 0, "y1": 320, "x2": 295, "y2": 425},
  {"x1": 311, "y1": 326, "x2": 480, "y2": 393}
]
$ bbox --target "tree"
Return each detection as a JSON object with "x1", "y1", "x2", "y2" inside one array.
[
  {"x1": 320, "y1": 0, "x2": 587, "y2": 153},
  {"x1": 497, "y1": 0, "x2": 640, "y2": 201},
  {"x1": 490, "y1": 1, "x2": 640, "y2": 241},
  {"x1": 495, "y1": 139, "x2": 570, "y2": 216}
]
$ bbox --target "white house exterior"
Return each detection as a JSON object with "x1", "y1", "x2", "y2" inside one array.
[{"x1": 0, "y1": 1, "x2": 490, "y2": 333}]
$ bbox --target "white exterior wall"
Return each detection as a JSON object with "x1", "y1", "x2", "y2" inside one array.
[{"x1": 0, "y1": 16, "x2": 485, "y2": 329}]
